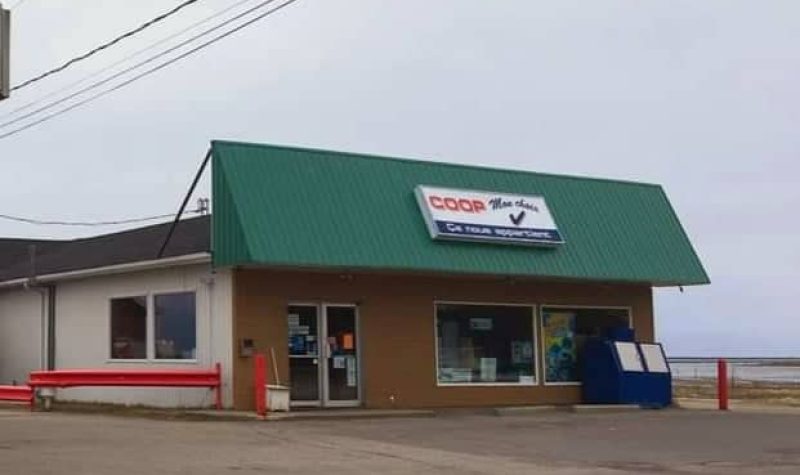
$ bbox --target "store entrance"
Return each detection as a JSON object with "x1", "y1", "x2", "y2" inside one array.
[{"x1": 287, "y1": 303, "x2": 360, "y2": 407}]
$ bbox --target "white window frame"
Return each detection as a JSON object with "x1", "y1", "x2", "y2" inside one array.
[
  {"x1": 433, "y1": 300, "x2": 539, "y2": 387},
  {"x1": 108, "y1": 290, "x2": 199, "y2": 364},
  {"x1": 539, "y1": 304, "x2": 632, "y2": 386}
]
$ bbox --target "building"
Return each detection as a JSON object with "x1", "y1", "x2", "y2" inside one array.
[{"x1": 0, "y1": 141, "x2": 709, "y2": 410}]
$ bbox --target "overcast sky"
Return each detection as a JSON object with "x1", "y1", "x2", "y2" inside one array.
[{"x1": 1, "y1": 1, "x2": 798, "y2": 356}]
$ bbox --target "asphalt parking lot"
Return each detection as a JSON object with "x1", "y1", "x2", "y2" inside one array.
[{"x1": 1, "y1": 407, "x2": 800, "y2": 474}]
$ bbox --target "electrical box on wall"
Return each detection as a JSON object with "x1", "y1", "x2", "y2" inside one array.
[{"x1": 239, "y1": 338, "x2": 255, "y2": 357}]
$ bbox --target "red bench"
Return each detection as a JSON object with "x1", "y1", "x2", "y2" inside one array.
[
  {"x1": 27, "y1": 363, "x2": 222, "y2": 410},
  {"x1": 0, "y1": 385, "x2": 35, "y2": 409}
]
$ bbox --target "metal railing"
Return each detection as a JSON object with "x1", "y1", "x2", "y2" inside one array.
[{"x1": 26, "y1": 363, "x2": 222, "y2": 410}]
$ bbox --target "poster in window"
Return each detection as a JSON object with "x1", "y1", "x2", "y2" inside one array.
[
  {"x1": 333, "y1": 355, "x2": 346, "y2": 369},
  {"x1": 511, "y1": 341, "x2": 533, "y2": 365},
  {"x1": 543, "y1": 311, "x2": 577, "y2": 382},
  {"x1": 341, "y1": 332, "x2": 355, "y2": 350},
  {"x1": 288, "y1": 314, "x2": 300, "y2": 327},
  {"x1": 289, "y1": 335, "x2": 306, "y2": 355},
  {"x1": 346, "y1": 356, "x2": 357, "y2": 387},
  {"x1": 480, "y1": 357, "x2": 497, "y2": 382}
]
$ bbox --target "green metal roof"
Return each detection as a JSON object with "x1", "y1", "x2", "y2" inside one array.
[{"x1": 211, "y1": 140, "x2": 709, "y2": 286}]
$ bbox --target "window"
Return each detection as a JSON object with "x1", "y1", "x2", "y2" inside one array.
[
  {"x1": 155, "y1": 292, "x2": 197, "y2": 360},
  {"x1": 436, "y1": 303, "x2": 535, "y2": 385},
  {"x1": 541, "y1": 306, "x2": 630, "y2": 384},
  {"x1": 110, "y1": 296, "x2": 147, "y2": 359},
  {"x1": 109, "y1": 292, "x2": 197, "y2": 361}
]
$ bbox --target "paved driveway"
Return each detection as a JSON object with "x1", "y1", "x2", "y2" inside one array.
[{"x1": 1, "y1": 408, "x2": 799, "y2": 474}]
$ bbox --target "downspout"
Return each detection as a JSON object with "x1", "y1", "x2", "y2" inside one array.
[
  {"x1": 23, "y1": 244, "x2": 56, "y2": 371},
  {"x1": 24, "y1": 245, "x2": 44, "y2": 371},
  {"x1": 22, "y1": 274, "x2": 47, "y2": 371},
  {"x1": 37, "y1": 285, "x2": 45, "y2": 370}
]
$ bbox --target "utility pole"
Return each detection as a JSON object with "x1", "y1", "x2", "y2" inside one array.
[{"x1": 0, "y1": 3, "x2": 9, "y2": 100}]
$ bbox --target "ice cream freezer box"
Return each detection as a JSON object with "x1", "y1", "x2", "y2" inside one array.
[{"x1": 582, "y1": 339, "x2": 672, "y2": 408}]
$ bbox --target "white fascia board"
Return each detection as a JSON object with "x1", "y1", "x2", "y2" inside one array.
[{"x1": 0, "y1": 253, "x2": 211, "y2": 288}]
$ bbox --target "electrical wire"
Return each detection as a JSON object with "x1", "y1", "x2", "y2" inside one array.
[
  {"x1": 0, "y1": 208, "x2": 204, "y2": 227},
  {"x1": 0, "y1": 0, "x2": 259, "y2": 121},
  {"x1": 8, "y1": 0, "x2": 29, "y2": 10},
  {"x1": 11, "y1": 0, "x2": 202, "y2": 91},
  {"x1": 0, "y1": 0, "x2": 299, "y2": 140},
  {"x1": 0, "y1": 0, "x2": 289, "y2": 133}
]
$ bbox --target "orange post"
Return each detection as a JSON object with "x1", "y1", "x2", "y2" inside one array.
[
  {"x1": 254, "y1": 353, "x2": 268, "y2": 418},
  {"x1": 717, "y1": 359, "x2": 729, "y2": 411}
]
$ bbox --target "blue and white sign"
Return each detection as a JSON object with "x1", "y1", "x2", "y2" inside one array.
[{"x1": 415, "y1": 185, "x2": 564, "y2": 246}]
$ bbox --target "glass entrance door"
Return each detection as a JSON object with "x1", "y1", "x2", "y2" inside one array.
[
  {"x1": 288, "y1": 305, "x2": 321, "y2": 406},
  {"x1": 322, "y1": 305, "x2": 360, "y2": 406},
  {"x1": 287, "y1": 304, "x2": 360, "y2": 407}
]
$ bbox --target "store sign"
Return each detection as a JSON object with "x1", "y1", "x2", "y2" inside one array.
[{"x1": 415, "y1": 185, "x2": 564, "y2": 246}]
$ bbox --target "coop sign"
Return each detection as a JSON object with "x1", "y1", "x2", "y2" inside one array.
[{"x1": 415, "y1": 185, "x2": 564, "y2": 246}]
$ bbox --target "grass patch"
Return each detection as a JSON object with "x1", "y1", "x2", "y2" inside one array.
[{"x1": 675, "y1": 380, "x2": 800, "y2": 407}]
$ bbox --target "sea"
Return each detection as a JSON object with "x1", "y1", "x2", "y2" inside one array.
[{"x1": 668, "y1": 358, "x2": 800, "y2": 383}]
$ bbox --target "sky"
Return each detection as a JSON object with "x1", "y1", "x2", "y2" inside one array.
[{"x1": 0, "y1": 0, "x2": 798, "y2": 357}]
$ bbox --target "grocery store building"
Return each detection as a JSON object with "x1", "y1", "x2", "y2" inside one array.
[{"x1": 0, "y1": 141, "x2": 709, "y2": 410}]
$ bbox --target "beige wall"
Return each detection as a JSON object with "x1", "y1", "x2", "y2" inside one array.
[
  {"x1": 0, "y1": 288, "x2": 45, "y2": 385},
  {"x1": 232, "y1": 268, "x2": 654, "y2": 410}
]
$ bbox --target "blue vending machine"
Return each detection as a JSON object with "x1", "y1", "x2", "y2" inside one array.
[{"x1": 582, "y1": 331, "x2": 672, "y2": 408}]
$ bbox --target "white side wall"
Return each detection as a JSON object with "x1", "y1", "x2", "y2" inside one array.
[
  {"x1": 0, "y1": 288, "x2": 44, "y2": 385},
  {"x1": 0, "y1": 263, "x2": 234, "y2": 408}
]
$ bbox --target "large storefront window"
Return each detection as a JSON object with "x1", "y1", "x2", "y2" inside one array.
[
  {"x1": 436, "y1": 303, "x2": 535, "y2": 385},
  {"x1": 541, "y1": 306, "x2": 630, "y2": 384}
]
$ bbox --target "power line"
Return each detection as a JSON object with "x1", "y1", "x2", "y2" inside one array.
[
  {"x1": 0, "y1": 0, "x2": 299, "y2": 140},
  {"x1": 0, "y1": 0, "x2": 291, "y2": 134},
  {"x1": 0, "y1": 0, "x2": 259, "y2": 121},
  {"x1": 11, "y1": 0, "x2": 202, "y2": 92},
  {"x1": 0, "y1": 208, "x2": 204, "y2": 227},
  {"x1": 8, "y1": 0, "x2": 30, "y2": 10}
]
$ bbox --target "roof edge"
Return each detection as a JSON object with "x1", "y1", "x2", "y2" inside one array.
[
  {"x1": 0, "y1": 252, "x2": 211, "y2": 289},
  {"x1": 228, "y1": 260, "x2": 711, "y2": 288},
  {"x1": 210, "y1": 140, "x2": 664, "y2": 190}
]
